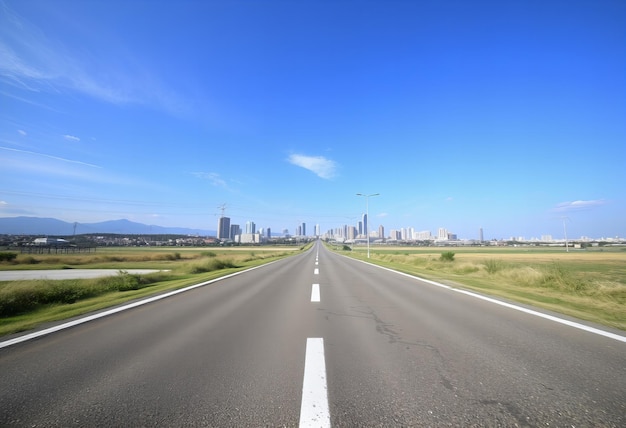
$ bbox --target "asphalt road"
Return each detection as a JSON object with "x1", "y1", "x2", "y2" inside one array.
[{"x1": 1, "y1": 241, "x2": 624, "y2": 426}]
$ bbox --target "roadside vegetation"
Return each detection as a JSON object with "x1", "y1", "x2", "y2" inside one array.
[
  {"x1": 0, "y1": 246, "x2": 304, "y2": 336},
  {"x1": 332, "y1": 245, "x2": 626, "y2": 331}
]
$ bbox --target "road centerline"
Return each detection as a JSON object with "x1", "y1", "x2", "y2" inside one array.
[
  {"x1": 311, "y1": 284, "x2": 320, "y2": 302},
  {"x1": 299, "y1": 337, "x2": 330, "y2": 427}
]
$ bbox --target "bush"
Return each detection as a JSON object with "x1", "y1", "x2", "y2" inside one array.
[
  {"x1": 189, "y1": 258, "x2": 237, "y2": 274},
  {"x1": 163, "y1": 253, "x2": 182, "y2": 261},
  {"x1": 0, "y1": 252, "x2": 18, "y2": 262},
  {"x1": 342, "y1": 245, "x2": 352, "y2": 251},
  {"x1": 439, "y1": 251, "x2": 455, "y2": 262}
]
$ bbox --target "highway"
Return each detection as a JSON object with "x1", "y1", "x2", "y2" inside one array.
[{"x1": 1, "y1": 241, "x2": 624, "y2": 426}]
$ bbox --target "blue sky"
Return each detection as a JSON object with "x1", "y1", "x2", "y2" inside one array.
[{"x1": 1, "y1": 0, "x2": 624, "y2": 240}]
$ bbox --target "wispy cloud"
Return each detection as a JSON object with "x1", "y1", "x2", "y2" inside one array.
[
  {"x1": 552, "y1": 199, "x2": 607, "y2": 213},
  {"x1": 191, "y1": 172, "x2": 229, "y2": 188},
  {"x1": 0, "y1": 146, "x2": 99, "y2": 168},
  {"x1": 17, "y1": 129, "x2": 26, "y2": 136},
  {"x1": 287, "y1": 154, "x2": 337, "y2": 179},
  {"x1": 0, "y1": 2, "x2": 187, "y2": 114},
  {"x1": 63, "y1": 134, "x2": 80, "y2": 142}
]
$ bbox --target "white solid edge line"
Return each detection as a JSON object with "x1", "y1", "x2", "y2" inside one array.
[
  {"x1": 311, "y1": 284, "x2": 321, "y2": 303},
  {"x1": 299, "y1": 338, "x2": 331, "y2": 428},
  {"x1": 0, "y1": 260, "x2": 282, "y2": 350},
  {"x1": 348, "y1": 257, "x2": 626, "y2": 344}
]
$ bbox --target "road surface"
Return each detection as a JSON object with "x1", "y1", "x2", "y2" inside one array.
[{"x1": 1, "y1": 241, "x2": 624, "y2": 426}]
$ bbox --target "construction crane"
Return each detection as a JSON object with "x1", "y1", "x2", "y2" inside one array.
[{"x1": 217, "y1": 203, "x2": 227, "y2": 218}]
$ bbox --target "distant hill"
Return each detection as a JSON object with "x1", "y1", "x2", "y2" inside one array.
[{"x1": 0, "y1": 217, "x2": 215, "y2": 236}]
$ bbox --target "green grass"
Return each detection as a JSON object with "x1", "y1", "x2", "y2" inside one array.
[
  {"x1": 0, "y1": 246, "x2": 301, "y2": 336},
  {"x1": 332, "y1": 244, "x2": 626, "y2": 331}
]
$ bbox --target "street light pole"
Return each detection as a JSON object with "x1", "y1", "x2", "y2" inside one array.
[{"x1": 356, "y1": 193, "x2": 379, "y2": 258}]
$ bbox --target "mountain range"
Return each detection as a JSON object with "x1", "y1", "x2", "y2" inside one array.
[{"x1": 0, "y1": 217, "x2": 215, "y2": 236}]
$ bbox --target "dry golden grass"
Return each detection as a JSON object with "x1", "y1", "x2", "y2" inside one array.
[{"x1": 341, "y1": 245, "x2": 626, "y2": 330}]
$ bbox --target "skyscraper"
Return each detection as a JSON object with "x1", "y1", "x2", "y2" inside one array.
[
  {"x1": 362, "y1": 213, "x2": 368, "y2": 236},
  {"x1": 230, "y1": 224, "x2": 240, "y2": 240},
  {"x1": 217, "y1": 216, "x2": 230, "y2": 240}
]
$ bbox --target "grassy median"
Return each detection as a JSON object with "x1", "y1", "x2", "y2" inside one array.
[
  {"x1": 0, "y1": 246, "x2": 304, "y2": 336},
  {"x1": 332, "y1": 245, "x2": 626, "y2": 331}
]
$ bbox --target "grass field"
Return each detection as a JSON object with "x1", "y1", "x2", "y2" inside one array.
[
  {"x1": 332, "y1": 245, "x2": 626, "y2": 331},
  {"x1": 0, "y1": 245, "x2": 305, "y2": 336}
]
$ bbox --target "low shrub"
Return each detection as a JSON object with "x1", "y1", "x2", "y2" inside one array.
[
  {"x1": 0, "y1": 252, "x2": 18, "y2": 262},
  {"x1": 189, "y1": 258, "x2": 238, "y2": 274},
  {"x1": 439, "y1": 251, "x2": 455, "y2": 262}
]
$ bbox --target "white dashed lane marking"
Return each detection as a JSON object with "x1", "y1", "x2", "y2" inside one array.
[
  {"x1": 311, "y1": 284, "x2": 320, "y2": 302},
  {"x1": 299, "y1": 338, "x2": 330, "y2": 427}
]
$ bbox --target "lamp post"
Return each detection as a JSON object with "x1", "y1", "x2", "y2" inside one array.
[{"x1": 356, "y1": 193, "x2": 379, "y2": 258}]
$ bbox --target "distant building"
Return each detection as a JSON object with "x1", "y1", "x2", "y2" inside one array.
[
  {"x1": 33, "y1": 237, "x2": 69, "y2": 246},
  {"x1": 240, "y1": 233, "x2": 262, "y2": 244},
  {"x1": 217, "y1": 217, "x2": 230, "y2": 240},
  {"x1": 437, "y1": 228, "x2": 448, "y2": 240},
  {"x1": 362, "y1": 213, "x2": 368, "y2": 236}
]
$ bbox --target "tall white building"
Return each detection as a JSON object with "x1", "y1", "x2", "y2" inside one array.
[{"x1": 438, "y1": 228, "x2": 448, "y2": 240}]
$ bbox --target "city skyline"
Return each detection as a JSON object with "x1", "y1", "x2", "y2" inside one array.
[
  {"x1": 1, "y1": 1, "x2": 624, "y2": 240},
  {"x1": 213, "y1": 214, "x2": 622, "y2": 243}
]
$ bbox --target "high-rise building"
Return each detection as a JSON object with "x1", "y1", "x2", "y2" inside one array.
[
  {"x1": 378, "y1": 225, "x2": 385, "y2": 240},
  {"x1": 230, "y1": 224, "x2": 240, "y2": 239},
  {"x1": 479, "y1": 227, "x2": 484, "y2": 242},
  {"x1": 347, "y1": 226, "x2": 357, "y2": 240},
  {"x1": 246, "y1": 221, "x2": 256, "y2": 234},
  {"x1": 438, "y1": 228, "x2": 448, "y2": 240},
  {"x1": 217, "y1": 216, "x2": 230, "y2": 240},
  {"x1": 301, "y1": 222, "x2": 306, "y2": 237},
  {"x1": 362, "y1": 213, "x2": 368, "y2": 236}
]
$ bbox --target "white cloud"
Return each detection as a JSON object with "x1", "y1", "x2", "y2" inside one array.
[
  {"x1": 0, "y1": 146, "x2": 100, "y2": 168},
  {"x1": 63, "y1": 134, "x2": 80, "y2": 142},
  {"x1": 17, "y1": 129, "x2": 26, "y2": 136},
  {"x1": 552, "y1": 199, "x2": 607, "y2": 213},
  {"x1": 287, "y1": 154, "x2": 337, "y2": 179},
  {"x1": 0, "y1": 3, "x2": 186, "y2": 113},
  {"x1": 191, "y1": 172, "x2": 228, "y2": 188}
]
